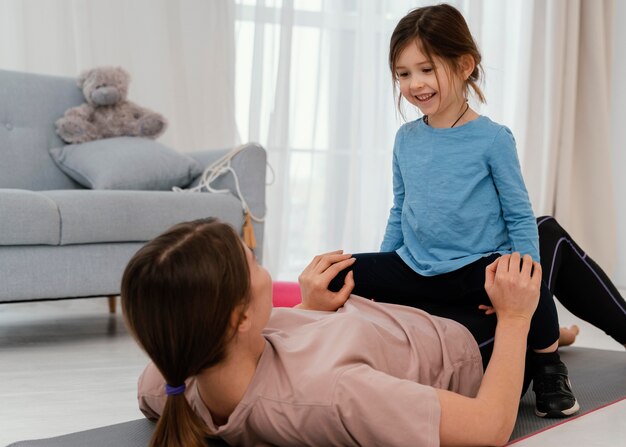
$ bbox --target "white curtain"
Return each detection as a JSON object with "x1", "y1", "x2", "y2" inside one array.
[
  {"x1": 235, "y1": 0, "x2": 617, "y2": 279},
  {"x1": 0, "y1": 0, "x2": 237, "y2": 152},
  {"x1": 518, "y1": 0, "x2": 616, "y2": 273},
  {"x1": 612, "y1": 0, "x2": 626, "y2": 288},
  {"x1": 1, "y1": 0, "x2": 616, "y2": 279},
  {"x1": 235, "y1": 0, "x2": 411, "y2": 278},
  {"x1": 560, "y1": 1, "x2": 616, "y2": 272}
]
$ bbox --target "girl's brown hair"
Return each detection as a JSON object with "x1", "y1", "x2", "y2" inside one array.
[
  {"x1": 121, "y1": 218, "x2": 251, "y2": 447},
  {"x1": 389, "y1": 4, "x2": 485, "y2": 115}
]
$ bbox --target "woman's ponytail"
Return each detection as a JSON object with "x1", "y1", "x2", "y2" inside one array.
[{"x1": 150, "y1": 393, "x2": 209, "y2": 447}]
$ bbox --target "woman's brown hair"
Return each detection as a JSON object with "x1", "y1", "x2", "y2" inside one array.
[
  {"x1": 121, "y1": 218, "x2": 251, "y2": 447},
  {"x1": 389, "y1": 4, "x2": 486, "y2": 116}
]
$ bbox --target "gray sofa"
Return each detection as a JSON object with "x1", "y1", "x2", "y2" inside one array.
[{"x1": 0, "y1": 69, "x2": 266, "y2": 306}]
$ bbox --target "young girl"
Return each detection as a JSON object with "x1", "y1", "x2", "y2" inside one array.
[{"x1": 330, "y1": 4, "x2": 579, "y2": 418}]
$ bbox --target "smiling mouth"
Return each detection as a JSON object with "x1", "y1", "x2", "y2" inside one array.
[{"x1": 415, "y1": 92, "x2": 436, "y2": 102}]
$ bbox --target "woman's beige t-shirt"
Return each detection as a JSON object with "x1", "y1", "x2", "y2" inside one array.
[{"x1": 138, "y1": 295, "x2": 483, "y2": 446}]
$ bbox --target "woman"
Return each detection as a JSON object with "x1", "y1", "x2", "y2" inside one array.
[{"x1": 123, "y1": 218, "x2": 543, "y2": 447}]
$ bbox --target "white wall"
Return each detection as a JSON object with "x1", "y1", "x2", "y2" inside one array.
[{"x1": 612, "y1": 0, "x2": 626, "y2": 288}]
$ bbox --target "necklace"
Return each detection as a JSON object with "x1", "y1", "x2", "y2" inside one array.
[{"x1": 424, "y1": 102, "x2": 470, "y2": 128}]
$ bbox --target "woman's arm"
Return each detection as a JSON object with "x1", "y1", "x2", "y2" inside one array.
[
  {"x1": 437, "y1": 253, "x2": 541, "y2": 446},
  {"x1": 295, "y1": 251, "x2": 356, "y2": 311}
]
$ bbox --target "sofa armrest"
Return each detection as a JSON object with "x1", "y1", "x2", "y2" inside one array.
[{"x1": 187, "y1": 143, "x2": 267, "y2": 262}]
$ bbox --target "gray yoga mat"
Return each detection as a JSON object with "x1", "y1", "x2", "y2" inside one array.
[
  {"x1": 509, "y1": 346, "x2": 626, "y2": 444},
  {"x1": 5, "y1": 419, "x2": 221, "y2": 447},
  {"x1": 8, "y1": 347, "x2": 624, "y2": 447}
]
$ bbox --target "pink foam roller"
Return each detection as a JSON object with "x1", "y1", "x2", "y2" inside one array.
[{"x1": 272, "y1": 281, "x2": 301, "y2": 307}]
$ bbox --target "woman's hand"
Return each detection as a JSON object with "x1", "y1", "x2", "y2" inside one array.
[
  {"x1": 296, "y1": 250, "x2": 356, "y2": 311},
  {"x1": 484, "y1": 252, "x2": 541, "y2": 323}
]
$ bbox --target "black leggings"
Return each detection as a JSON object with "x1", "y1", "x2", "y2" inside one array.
[
  {"x1": 329, "y1": 216, "x2": 626, "y2": 368},
  {"x1": 537, "y1": 216, "x2": 626, "y2": 344}
]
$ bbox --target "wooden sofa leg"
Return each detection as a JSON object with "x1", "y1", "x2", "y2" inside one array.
[{"x1": 108, "y1": 295, "x2": 117, "y2": 314}]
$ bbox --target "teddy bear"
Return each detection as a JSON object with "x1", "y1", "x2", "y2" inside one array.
[{"x1": 55, "y1": 66, "x2": 167, "y2": 144}]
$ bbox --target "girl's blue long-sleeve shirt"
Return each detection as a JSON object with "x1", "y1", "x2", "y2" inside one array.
[{"x1": 381, "y1": 116, "x2": 539, "y2": 276}]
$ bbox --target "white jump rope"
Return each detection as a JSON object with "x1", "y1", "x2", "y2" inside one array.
[{"x1": 173, "y1": 144, "x2": 274, "y2": 247}]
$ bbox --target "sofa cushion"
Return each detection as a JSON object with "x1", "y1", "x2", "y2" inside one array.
[
  {"x1": 0, "y1": 189, "x2": 60, "y2": 245},
  {"x1": 0, "y1": 70, "x2": 85, "y2": 191},
  {"x1": 49, "y1": 137, "x2": 203, "y2": 190},
  {"x1": 42, "y1": 190, "x2": 244, "y2": 245},
  {"x1": 0, "y1": 243, "x2": 144, "y2": 301}
]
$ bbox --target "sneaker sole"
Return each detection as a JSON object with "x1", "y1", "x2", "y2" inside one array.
[{"x1": 534, "y1": 400, "x2": 580, "y2": 418}]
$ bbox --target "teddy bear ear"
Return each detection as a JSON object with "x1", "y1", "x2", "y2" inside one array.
[
  {"x1": 77, "y1": 69, "x2": 93, "y2": 87},
  {"x1": 115, "y1": 66, "x2": 131, "y2": 83}
]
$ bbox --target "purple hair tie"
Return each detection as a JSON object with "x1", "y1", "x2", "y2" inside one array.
[{"x1": 165, "y1": 383, "x2": 186, "y2": 396}]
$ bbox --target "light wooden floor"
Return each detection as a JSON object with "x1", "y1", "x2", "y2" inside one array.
[
  {"x1": 0, "y1": 296, "x2": 624, "y2": 446},
  {"x1": 0, "y1": 297, "x2": 147, "y2": 446}
]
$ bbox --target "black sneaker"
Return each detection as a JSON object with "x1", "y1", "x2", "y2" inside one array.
[{"x1": 532, "y1": 361, "x2": 580, "y2": 418}]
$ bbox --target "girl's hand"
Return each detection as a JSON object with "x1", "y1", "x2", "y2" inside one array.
[
  {"x1": 478, "y1": 304, "x2": 495, "y2": 315},
  {"x1": 296, "y1": 250, "x2": 356, "y2": 311},
  {"x1": 478, "y1": 301, "x2": 580, "y2": 346}
]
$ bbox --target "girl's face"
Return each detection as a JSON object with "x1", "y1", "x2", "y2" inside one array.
[{"x1": 395, "y1": 40, "x2": 467, "y2": 126}]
